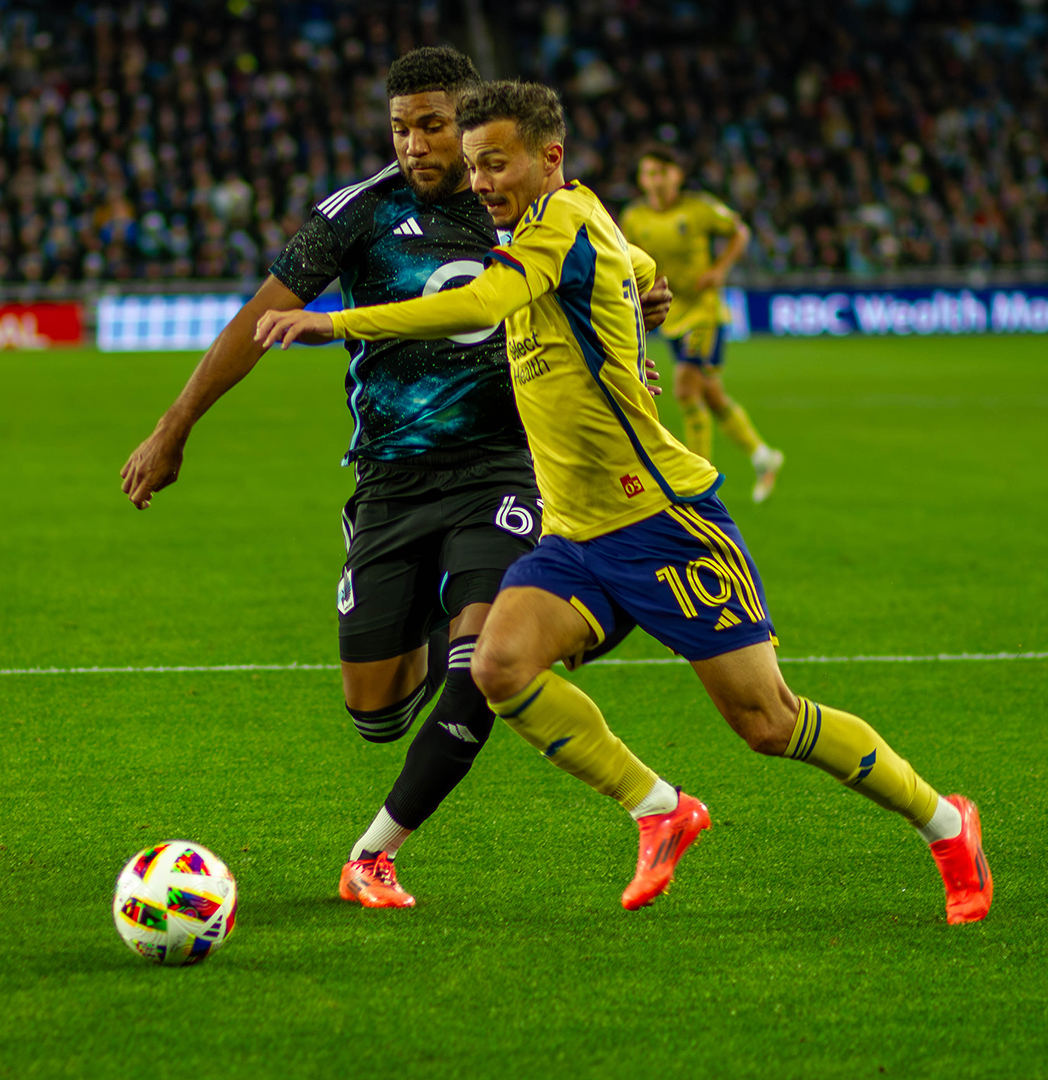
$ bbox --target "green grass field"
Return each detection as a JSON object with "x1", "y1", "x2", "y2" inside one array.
[{"x1": 1, "y1": 336, "x2": 1045, "y2": 1080}]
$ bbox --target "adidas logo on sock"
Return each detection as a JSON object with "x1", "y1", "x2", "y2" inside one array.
[{"x1": 439, "y1": 722, "x2": 479, "y2": 743}]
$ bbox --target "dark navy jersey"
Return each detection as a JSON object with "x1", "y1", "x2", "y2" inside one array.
[{"x1": 269, "y1": 163, "x2": 526, "y2": 464}]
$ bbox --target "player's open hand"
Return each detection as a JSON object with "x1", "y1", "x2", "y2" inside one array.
[
  {"x1": 640, "y1": 276, "x2": 672, "y2": 332},
  {"x1": 643, "y1": 357, "x2": 662, "y2": 397},
  {"x1": 255, "y1": 309, "x2": 335, "y2": 350},
  {"x1": 120, "y1": 429, "x2": 185, "y2": 509}
]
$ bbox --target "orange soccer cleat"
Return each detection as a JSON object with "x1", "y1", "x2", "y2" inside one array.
[
  {"x1": 621, "y1": 792, "x2": 710, "y2": 911},
  {"x1": 339, "y1": 852, "x2": 416, "y2": 909},
  {"x1": 929, "y1": 795, "x2": 993, "y2": 925}
]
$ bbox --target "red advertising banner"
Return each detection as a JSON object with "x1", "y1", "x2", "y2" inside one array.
[{"x1": 0, "y1": 303, "x2": 84, "y2": 349}]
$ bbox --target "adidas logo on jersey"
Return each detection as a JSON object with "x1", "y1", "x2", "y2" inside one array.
[{"x1": 393, "y1": 217, "x2": 424, "y2": 237}]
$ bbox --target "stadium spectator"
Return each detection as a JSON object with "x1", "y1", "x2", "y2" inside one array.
[
  {"x1": 506, "y1": 0, "x2": 1048, "y2": 276},
  {"x1": 0, "y1": 0, "x2": 1046, "y2": 283}
]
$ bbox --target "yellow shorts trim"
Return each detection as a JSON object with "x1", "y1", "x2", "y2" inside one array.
[{"x1": 569, "y1": 595, "x2": 606, "y2": 647}]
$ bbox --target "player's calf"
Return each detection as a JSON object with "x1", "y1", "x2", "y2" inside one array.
[
  {"x1": 344, "y1": 632, "x2": 448, "y2": 744},
  {"x1": 346, "y1": 686, "x2": 433, "y2": 743},
  {"x1": 700, "y1": 666, "x2": 799, "y2": 757},
  {"x1": 383, "y1": 637, "x2": 496, "y2": 830}
]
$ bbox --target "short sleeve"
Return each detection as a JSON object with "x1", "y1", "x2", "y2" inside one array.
[
  {"x1": 269, "y1": 214, "x2": 346, "y2": 304},
  {"x1": 486, "y1": 191, "x2": 582, "y2": 302},
  {"x1": 627, "y1": 243, "x2": 657, "y2": 293},
  {"x1": 696, "y1": 193, "x2": 740, "y2": 235}
]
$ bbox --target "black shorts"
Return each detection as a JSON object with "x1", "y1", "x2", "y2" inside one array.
[{"x1": 337, "y1": 448, "x2": 542, "y2": 662}]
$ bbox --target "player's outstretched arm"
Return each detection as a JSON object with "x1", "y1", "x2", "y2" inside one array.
[
  {"x1": 258, "y1": 262, "x2": 534, "y2": 348},
  {"x1": 120, "y1": 275, "x2": 306, "y2": 510}
]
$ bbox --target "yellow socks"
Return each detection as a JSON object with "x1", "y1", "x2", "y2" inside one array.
[
  {"x1": 786, "y1": 698, "x2": 939, "y2": 826},
  {"x1": 680, "y1": 399, "x2": 713, "y2": 461},
  {"x1": 490, "y1": 670, "x2": 658, "y2": 812},
  {"x1": 716, "y1": 402, "x2": 762, "y2": 457}
]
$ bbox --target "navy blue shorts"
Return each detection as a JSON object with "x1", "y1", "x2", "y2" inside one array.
[
  {"x1": 500, "y1": 496, "x2": 776, "y2": 663},
  {"x1": 670, "y1": 324, "x2": 725, "y2": 368}
]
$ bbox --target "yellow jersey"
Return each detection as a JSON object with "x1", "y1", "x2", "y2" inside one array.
[
  {"x1": 619, "y1": 191, "x2": 738, "y2": 337},
  {"x1": 331, "y1": 181, "x2": 721, "y2": 542}
]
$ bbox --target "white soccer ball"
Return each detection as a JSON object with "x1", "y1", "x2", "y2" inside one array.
[{"x1": 113, "y1": 840, "x2": 238, "y2": 966}]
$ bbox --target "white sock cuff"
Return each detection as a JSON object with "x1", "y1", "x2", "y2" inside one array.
[
  {"x1": 916, "y1": 796, "x2": 963, "y2": 844},
  {"x1": 629, "y1": 778, "x2": 679, "y2": 821},
  {"x1": 751, "y1": 443, "x2": 773, "y2": 467},
  {"x1": 351, "y1": 807, "x2": 413, "y2": 861}
]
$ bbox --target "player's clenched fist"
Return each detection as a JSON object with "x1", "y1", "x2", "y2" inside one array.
[
  {"x1": 255, "y1": 309, "x2": 335, "y2": 350},
  {"x1": 639, "y1": 275, "x2": 672, "y2": 332}
]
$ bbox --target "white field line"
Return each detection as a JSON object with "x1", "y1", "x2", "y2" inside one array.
[{"x1": 1, "y1": 652, "x2": 1046, "y2": 676}]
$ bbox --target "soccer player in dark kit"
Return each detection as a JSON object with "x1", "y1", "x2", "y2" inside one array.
[{"x1": 121, "y1": 47, "x2": 670, "y2": 908}]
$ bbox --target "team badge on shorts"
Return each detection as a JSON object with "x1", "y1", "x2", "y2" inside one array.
[{"x1": 337, "y1": 567, "x2": 355, "y2": 614}]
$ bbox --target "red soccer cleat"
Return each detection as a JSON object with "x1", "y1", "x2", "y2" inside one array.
[
  {"x1": 929, "y1": 795, "x2": 993, "y2": 925},
  {"x1": 339, "y1": 852, "x2": 416, "y2": 909},
  {"x1": 622, "y1": 792, "x2": 710, "y2": 910}
]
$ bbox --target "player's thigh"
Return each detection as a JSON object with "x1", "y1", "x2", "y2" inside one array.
[
  {"x1": 473, "y1": 585, "x2": 593, "y2": 700},
  {"x1": 674, "y1": 359, "x2": 705, "y2": 400},
  {"x1": 449, "y1": 601, "x2": 491, "y2": 639},
  {"x1": 475, "y1": 532, "x2": 623, "y2": 696},
  {"x1": 673, "y1": 325, "x2": 724, "y2": 399}
]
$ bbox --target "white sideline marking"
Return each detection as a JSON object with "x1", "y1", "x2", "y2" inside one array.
[{"x1": 1, "y1": 652, "x2": 1045, "y2": 676}]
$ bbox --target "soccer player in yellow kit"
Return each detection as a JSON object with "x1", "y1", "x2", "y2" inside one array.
[
  {"x1": 621, "y1": 146, "x2": 784, "y2": 502},
  {"x1": 256, "y1": 82, "x2": 992, "y2": 923}
]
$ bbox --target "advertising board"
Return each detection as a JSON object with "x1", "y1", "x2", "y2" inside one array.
[
  {"x1": 0, "y1": 303, "x2": 84, "y2": 349},
  {"x1": 744, "y1": 287, "x2": 1048, "y2": 337}
]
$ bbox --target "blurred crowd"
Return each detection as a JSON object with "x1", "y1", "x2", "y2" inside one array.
[
  {"x1": 1, "y1": 0, "x2": 1046, "y2": 285},
  {"x1": 512, "y1": 0, "x2": 1048, "y2": 274},
  {"x1": 0, "y1": 1, "x2": 442, "y2": 284}
]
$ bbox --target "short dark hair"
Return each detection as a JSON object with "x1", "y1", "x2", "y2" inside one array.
[
  {"x1": 456, "y1": 81, "x2": 567, "y2": 154},
  {"x1": 386, "y1": 46, "x2": 482, "y2": 100},
  {"x1": 636, "y1": 142, "x2": 690, "y2": 173}
]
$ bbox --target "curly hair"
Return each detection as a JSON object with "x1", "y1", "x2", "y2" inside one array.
[
  {"x1": 455, "y1": 81, "x2": 566, "y2": 154},
  {"x1": 386, "y1": 46, "x2": 482, "y2": 100}
]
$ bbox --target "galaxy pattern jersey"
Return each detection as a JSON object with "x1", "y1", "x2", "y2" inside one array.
[{"x1": 270, "y1": 163, "x2": 526, "y2": 464}]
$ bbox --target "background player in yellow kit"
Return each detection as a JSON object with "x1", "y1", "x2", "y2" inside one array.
[
  {"x1": 256, "y1": 82, "x2": 992, "y2": 924},
  {"x1": 621, "y1": 145, "x2": 784, "y2": 502}
]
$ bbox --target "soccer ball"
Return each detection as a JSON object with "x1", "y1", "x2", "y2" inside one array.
[{"x1": 113, "y1": 840, "x2": 238, "y2": 966}]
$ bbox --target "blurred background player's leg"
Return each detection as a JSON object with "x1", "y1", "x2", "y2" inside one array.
[{"x1": 678, "y1": 326, "x2": 784, "y2": 503}]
